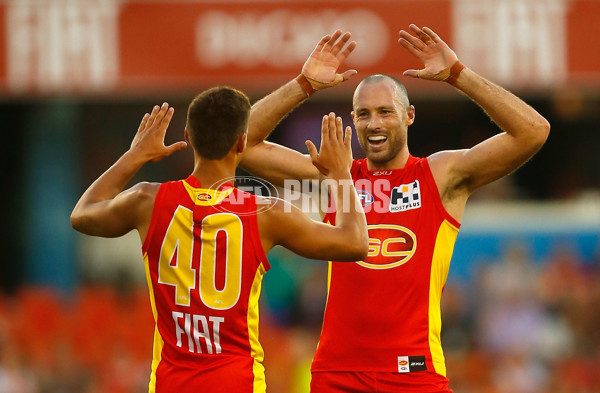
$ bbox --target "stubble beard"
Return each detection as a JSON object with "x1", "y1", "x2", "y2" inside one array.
[{"x1": 361, "y1": 135, "x2": 405, "y2": 165}]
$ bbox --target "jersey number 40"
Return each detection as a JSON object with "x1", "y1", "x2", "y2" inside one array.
[{"x1": 157, "y1": 206, "x2": 243, "y2": 310}]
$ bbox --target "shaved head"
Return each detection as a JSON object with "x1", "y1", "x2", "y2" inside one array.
[{"x1": 353, "y1": 74, "x2": 410, "y2": 111}]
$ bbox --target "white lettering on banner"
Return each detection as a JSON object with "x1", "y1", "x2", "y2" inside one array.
[
  {"x1": 196, "y1": 9, "x2": 388, "y2": 68},
  {"x1": 172, "y1": 311, "x2": 224, "y2": 354},
  {"x1": 453, "y1": 0, "x2": 568, "y2": 86},
  {"x1": 7, "y1": 0, "x2": 118, "y2": 92}
]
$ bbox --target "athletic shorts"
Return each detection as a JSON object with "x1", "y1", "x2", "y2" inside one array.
[{"x1": 310, "y1": 371, "x2": 453, "y2": 393}]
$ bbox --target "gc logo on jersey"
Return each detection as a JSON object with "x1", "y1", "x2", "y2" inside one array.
[
  {"x1": 389, "y1": 180, "x2": 421, "y2": 213},
  {"x1": 356, "y1": 224, "x2": 417, "y2": 269},
  {"x1": 197, "y1": 193, "x2": 212, "y2": 201}
]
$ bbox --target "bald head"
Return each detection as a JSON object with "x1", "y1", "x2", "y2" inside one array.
[{"x1": 353, "y1": 74, "x2": 410, "y2": 111}]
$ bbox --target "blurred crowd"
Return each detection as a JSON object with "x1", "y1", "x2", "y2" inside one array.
[
  {"x1": 1, "y1": 241, "x2": 599, "y2": 393},
  {"x1": 441, "y1": 242, "x2": 600, "y2": 393}
]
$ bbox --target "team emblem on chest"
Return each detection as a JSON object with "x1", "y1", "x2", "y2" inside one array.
[
  {"x1": 356, "y1": 224, "x2": 417, "y2": 269},
  {"x1": 389, "y1": 180, "x2": 421, "y2": 213}
]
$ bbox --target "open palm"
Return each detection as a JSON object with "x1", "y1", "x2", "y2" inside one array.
[
  {"x1": 301, "y1": 30, "x2": 357, "y2": 87},
  {"x1": 399, "y1": 25, "x2": 459, "y2": 81}
]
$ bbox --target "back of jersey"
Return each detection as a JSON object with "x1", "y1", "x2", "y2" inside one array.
[{"x1": 141, "y1": 175, "x2": 270, "y2": 393}]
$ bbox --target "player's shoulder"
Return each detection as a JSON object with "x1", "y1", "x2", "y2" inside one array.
[
  {"x1": 124, "y1": 182, "x2": 161, "y2": 206},
  {"x1": 131, "y1": 181, "x2": 161, "y2": 195},
  {"x1": 427, "y1": 149, "x2": 468, "y2": 172},
  {"x1": 255, "y1": 195, "x2": 287, "y2": 214},
  {"x1": 255, "y1": 196, "x2": 303, "y2": 228}
]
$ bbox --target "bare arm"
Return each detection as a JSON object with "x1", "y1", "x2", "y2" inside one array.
[
  {"x1": 241, "y1": 30, "x2": 357, "y2": 185},
  {"x1": 400, "y1": 25, "x2": 550, "y2": 217},
  {"x1": 258, "y1": 113, "x2": 368, "y2": 261},
  {"x1": 70, "y1": 103, "x2": 187, "y2": 239}
]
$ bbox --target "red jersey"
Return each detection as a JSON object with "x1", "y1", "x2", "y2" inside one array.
[
  {"x1": 313, "y1": 156, "x2": 460, "y2": 388},
  {"x1": 141, "y1": 175, "x2": 270, "y2": 393}
]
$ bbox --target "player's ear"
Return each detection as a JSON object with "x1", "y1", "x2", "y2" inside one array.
[
  {"x1": 236, "y1": 132, "x2": 247, "y2": 154},
  {"x1": 407, "y1": 105, "x2": 415, "y2": 126},
  {"x1": 184, "y1": 128, "x2": 191, "y2": 145}
]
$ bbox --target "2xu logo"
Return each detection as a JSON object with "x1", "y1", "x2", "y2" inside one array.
[{"x1": 356, "y1": 224, "x2": 417, "y2": 269}]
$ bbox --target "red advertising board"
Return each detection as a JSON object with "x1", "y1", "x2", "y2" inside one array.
[
  {"x1": 0, "y1": 0, "x2": 598, "y2": 96},
  {"x1": 118, "y1": 1, "x2": 450, "y2": 94}
]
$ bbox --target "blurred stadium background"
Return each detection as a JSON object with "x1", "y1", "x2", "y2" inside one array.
[{"x1": 1, "y1": 0, "x2": 599, "y2": 392}]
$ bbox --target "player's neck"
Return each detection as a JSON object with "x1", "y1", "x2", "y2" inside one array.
[
  {"x1": 191, "y1": 154, "x2": 237, "y2": 189},
  {"x1": 366, "y1": 148, "x2": 410, "y2": 171}
]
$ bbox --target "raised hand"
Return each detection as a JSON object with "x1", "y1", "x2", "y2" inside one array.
[
  {"x1": 301, "y1": 30, "x2": 358, "y2": 91},
  {"x1": 399, "y1": 24, "x2": 460, "y2": 82},
  {"x1": 305, "y1": 112, "x2": 353, "y2": 177},
  {"x1": 129, "y1": 103, "x2": 187, "y2": 163}
]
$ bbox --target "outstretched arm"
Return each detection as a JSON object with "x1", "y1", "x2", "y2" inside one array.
[
  {"x1": 70, "y1": 103, "x2": 187, "y2": 239},
  {"x1": 258, "y1": 113, "x2": 368, "y2": 261},
  {"x1": 399, "y1": 25, "x2": 550, "y2": 216},
  {"x1": 241, "y1": 30, "x2": 357, "y2": 186}
]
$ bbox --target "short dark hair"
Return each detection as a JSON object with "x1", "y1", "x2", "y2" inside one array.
[{"x1": 186, "y1": 86, "x2": 251, "y2": 159}]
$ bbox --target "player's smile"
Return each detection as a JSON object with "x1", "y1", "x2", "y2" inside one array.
[{"x1": 367, "y1": 133, "x2": 388, "y2": 149}]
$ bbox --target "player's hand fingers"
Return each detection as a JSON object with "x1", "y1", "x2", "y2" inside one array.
[
  {"x1": 399, "y1": 30, "x2": 425, "y2": 51},
  {"x1": 165, "y1": 141, "x2": 188, "y2": 156},
  {"x1": 422, "y1": 26, "x2": 442, "y2": 43},
  {"x1": 306, "y1": 140, "x2": 329, "y2": 175},
  {"x1": 159, "y1": 106, "x2": 174, "y2": 131},
  {"x1": 327, "y1": 113, "x2": 337, "y2": 141},
  {"x1": 403, "y1": 69, "x2": 420, "y2": 79},
  {"x1": 344, "y1": 126, "x2": 353, "y2": 149},
  {"x1": 340, "y1": 69, "x2": 358, "y2": 81},
  {"x1": 345, "y1": 126, "x2": 353, "y2": 169},
  {"x1": 409, "y1": 24, "x2": 426, "y2": 39},
  {"x1": 410, "y1": 24, "x2": 433, "y2": 44},
  {"x1": 137, "y1": 113, "x2": 150, "y2": 133},
  {"x1": 147, "y1": 105, "x2": 161, "y2": 128},
  {"x1": 151, "y1": 103, "x2": 169, "y2": 130},
  {"x1": 321, "y1": 114, "x2": 331, "y2": 143},
  {"x1": 324, "y1": 30, "x2": 342, "y2": 52},
  {"x1": 312, "y1": 34, "x2": 332, "y2": 54},
  {"x1": 305, "y1": 140, "x2": 318, "y2": 162},
  {"x1": 331, "y1": 32, "x2": 351, "y2": 56},
  {"x1": 337, "y1": 40, "x2": 357, "y2": 62},
  {"x1": 157, "y1": 102, "x2": 169, "y2": 118},
  {"x1": 335, "y1": 116, "x2": 343, "y2": 143},
  {"x1": 399, "y1": 38, "x2": 422, "y2": 58}
]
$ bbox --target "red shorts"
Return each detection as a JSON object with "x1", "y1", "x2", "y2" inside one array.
[{"x1": 310, "y1": 371, "x2": 453, "y2": 393}]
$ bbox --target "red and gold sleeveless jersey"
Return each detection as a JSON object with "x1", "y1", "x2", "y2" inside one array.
[
  {"x1": 313, "y1": 156, "x2": 460, "y2": 386},
  {"x1": 141, "y1": 175, "x2": 270, "y2": 393}
]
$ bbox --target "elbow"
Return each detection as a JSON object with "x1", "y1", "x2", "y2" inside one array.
[
  {"x1": 70, "y1": 207, "x2": 90, "y2": 233},
  {"x1": 70, "y1": 210, "x2": 83, "y2": 232},
  {"x1": 532, "y1": 117, "x2": 550, "y2": 149}
]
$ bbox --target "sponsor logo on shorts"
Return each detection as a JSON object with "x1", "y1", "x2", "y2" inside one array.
[{"x1": 397, "y1": 355, "x2": 427, "y2": 373}]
